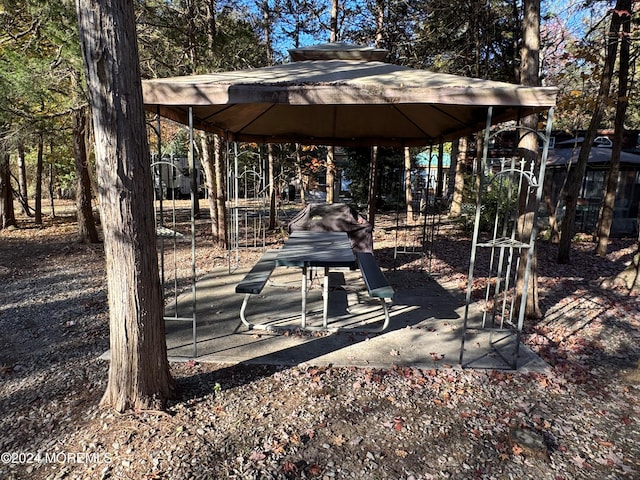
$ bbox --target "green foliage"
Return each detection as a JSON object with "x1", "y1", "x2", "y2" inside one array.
[
  {"x1": 343, "y1": 147, "x2": 404, "y2": 210},
  {"x1": 136, "y1": 0, "x2": 268, "y2": 78},
  {"x1": 0, "y1": 0, "x2": 82, "y2": 202},
  {"x1": 458, "y1": 173, "x2": 516, "y2": 234},
  {"x1": 343, "y1": 0, "x2": 520, "y2": 82}
]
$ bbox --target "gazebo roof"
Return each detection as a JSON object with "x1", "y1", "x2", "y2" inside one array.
[{"x1": 142, "y1": 43, "x2": 558, "y2": 146}]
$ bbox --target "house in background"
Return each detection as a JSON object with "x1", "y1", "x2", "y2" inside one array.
[
  {"x1": 476, "y1": 129, "x2": 640, "y2": 236},
  {"x1": 544, "y1": 137, "x2": 640, "y2": 236}
]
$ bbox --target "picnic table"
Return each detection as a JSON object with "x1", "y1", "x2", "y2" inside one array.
[
  {"x1": 236, "y1": 230, "x2": 394, "y2": 332},
  {"x1": 276, "y1": 231, "x2": 357, "y2": 328}
]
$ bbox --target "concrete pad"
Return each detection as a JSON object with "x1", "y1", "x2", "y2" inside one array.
[{"x1": 150, "y1": 266, "x2": 547, "y2": 372}]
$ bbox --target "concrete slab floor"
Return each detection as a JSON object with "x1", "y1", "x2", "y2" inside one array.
[{"x1": 101, "y1": 266, "x2": 547, "y2": 372}]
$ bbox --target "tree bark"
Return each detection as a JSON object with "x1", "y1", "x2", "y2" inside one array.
[
  {"x1": 368, "y1": 146, "x2": 379, "y2": 229},
  {"x1": 295, "y1": 144, "x2": 307, "y2": 206},
  {"x1": 558, "y1": 4, "x2": 625, "y2": 263},
  {"x1": 543, "y1": 182, "x2": 560, "y2": 243},
  {"x1": 200, "y1": 133, "x2": 221, "y2": 244},
  {"x1": 436, "y1": 142, "x2": 444, "y2": 199},
  {"x1": 515, "y1": 0, "x2": 543, "y2": 319},
  {"x1": 17, "y1": 142, "x2": 31, "y2": 216},
  {"x1": 48, "y1": 159, "x2": 55, "y2": 217},
  {"x1": 267, "y1": 143, "x2": 276, "y2": 230},
  {"x1": 214, "y1": 134, "x2": 228, "y2": 247},
  {"x1": 374, "y1": 0, "x2": 385, "y2": 48},
  {"x1": 74, "y1": 107, "x2": 100, "y2": 244},
  {"x1": 260, "y1": 1, "x2": 274, "y2": 66},
  {"x1": 0, "y1": 151, "x2": 16, "y2": 230},
  {"x1": 595, "y1": 1, "x2": 632, "y2": 256},
  {"x1": 404, "y1": 147, "x2": 413, "y2": 222},
  {"x1": 326, "y1": 146, "x2": 335, "y2": 203},
  {"x1": 76, "y1": 0, "x2": 173, "y2": 412},
  {"x1": 449, "y1": 137, "x2": 467, "y2": 218},
  {"x1": 330, "y1": 0, "x2": 339, "y2": 42},
  {"x1": 34, "y1": 130, "x2": 43, "y2": 224}
]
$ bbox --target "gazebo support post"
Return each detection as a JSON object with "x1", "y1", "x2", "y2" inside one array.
[{"x1": 188, "y1": 107, "x2": 198, "y2": 358}]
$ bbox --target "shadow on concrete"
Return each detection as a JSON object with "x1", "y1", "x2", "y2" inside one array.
[{"x1": 155, "y1": 266, "x2": 546, "y2": 372}]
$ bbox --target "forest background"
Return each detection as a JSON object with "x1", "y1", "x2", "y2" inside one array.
[{"x1": 1, "y1": 0, "x2": 638, "y2": 233}]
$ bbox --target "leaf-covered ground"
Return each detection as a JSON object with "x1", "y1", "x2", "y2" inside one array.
[{"x1": 0, "y1": 206, "x2": 638, "y2": 479}]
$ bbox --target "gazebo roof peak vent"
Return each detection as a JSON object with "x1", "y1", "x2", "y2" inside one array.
[{"x1": 289, "y1": 42, "x2": 389, "y2": 62}]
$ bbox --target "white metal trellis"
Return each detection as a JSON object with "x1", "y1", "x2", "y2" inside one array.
[
  {"x1": 227, "y1": 143, "x2": 271, "y2": 272},
  {"x1": 460, "y1": 106, "x2": 555, "y2": 369},
  {"x1": 151, "y1": 107, "x2": 199, "y2": 358}
]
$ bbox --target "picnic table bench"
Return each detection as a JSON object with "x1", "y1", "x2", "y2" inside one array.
[
  {"x1": 355, "y1": 252, "x2": 393, "y2": 331},
  {"x1": 236, "y1": 250, "x2": 278, "y2": 329}
]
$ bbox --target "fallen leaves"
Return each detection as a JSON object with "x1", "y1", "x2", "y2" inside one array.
[{"x1": 4, "y1": 215, "x2": 640, "y2": 480}]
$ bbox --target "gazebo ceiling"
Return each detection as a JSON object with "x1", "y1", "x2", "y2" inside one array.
[{"x1": 142, "y1": 43, "x2": 558, "y2": 147}]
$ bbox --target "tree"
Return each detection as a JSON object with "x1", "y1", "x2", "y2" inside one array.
[
  {"x1": 449, "y1": 137, "x2": 469, "y2": 218},
  {"x1": 73, "y1": 106, "x2": 99, "y2": 244},
  {"x1": 136, "y1": 0, "x2": 268, "y2": 76},
  {"x1": 329, "y1": 0, "x2": 339, "y2": 42},
  {"x1": 557, "y1": 4, "x2": 626, "y2": 264},
  {"x1": 200, "y1": 133, "x2": 228, "y2": 247},
  {"x1": 594, "y1": 1, "x2": 632, "y2": 256},
  {"x1": 0, "y1": 148, "x2": 16, "y2": 230},
  {"x1": 404, "y1": 147, "x2": 413, "y2": 220},
  {"x1": 14, "y1": 142, "x2": 32, "y2": 216},
  {"x1": 267, "y1": 143, "x2": 276, "y2": 230},
  {"x1": 513, "y1": 0, "x2": 544, "y2": 319},
  {"x1": 76, "y1": 0, "x2": 173, "y2": 411},
  {"x1": 278, "y1": 0, "x2": 325, "y2": 49}
]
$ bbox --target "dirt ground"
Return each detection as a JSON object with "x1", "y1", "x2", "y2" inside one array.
[{"x1": 0, "y1": 203, "x2": 639, "y2": 480}]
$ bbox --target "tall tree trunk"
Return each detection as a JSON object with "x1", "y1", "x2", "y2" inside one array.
[
  {"x1": 368, "y1": 146, "x2": 379, "y2": 229},
  {"x1": 404, "y1": 147, "x2": 413, "y2": 222},
  {"x1": 76, "y1": 0, "x2": 173, "y2": 412},
  {"x1": 449, "y1": 136, "x2": 467, "y2": 218},
  {"x1": 295, "y1": 144, "x2": 307, "y2": 206},
  {"x1": 267, "y1": 143, "x2": 276, "y2": 230},
  {"x1": 205, "y1": 0, "x2": 216, "y2": 50},
  {"x1": 436, "y1": 142, "x2": 444, "y2": 199},
  {"x1": 48, "y1": 156, "x2": 55, "y2": 217},
  {"x1": 515, "y1": 0, "x2": 542, "y2": 319},
  {"x1": 595, "y1": 2, "x2": 632, "y2": 256},
  {"x1": 447, "y1": 140, "x2": 458, "y2": 203},
  {"x1": 214, "y1": 134, "x2": 228, "y2": 247},
  {"x1": 34, "y1": 130, "x2": 43, "y2": 224},
  {"x1": 543, "y1": 182, "x2": 560, "y2": 243},
  {"x1": 326, "y1": 146, "x2": 335, "y2": 203},
  {"x1": 374, "y1": 0, "x2": 385, "y2": 48},
  {"x1": 558, "y1": 4, "x2": 625, "y2": 264},
  {"x1": 260, "y1": 1, "x2": 274, "y2": 66},
  {"x1": 0, "y1": 151, "x2": 16, "y2": 230},
  {"x1": 200, "y1": 133, "x2": 220, "y2": 244},
  {"x1": 17, "y1": 142, "x2": 31, "y2": 216},
  {"x1": 74, "y1": 107, "x2": 100, "y2": 243},
  {"x1": 330, "y1": 0, "x2": 339, "y2": 42}
]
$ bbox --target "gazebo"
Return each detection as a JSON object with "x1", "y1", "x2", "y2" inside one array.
[
  {"x1": 142, "y1": 43, "x2": 558, "y2": 368},
  {"x1": 142, "y1": 42, "x2": 557, "y2": 147}
]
